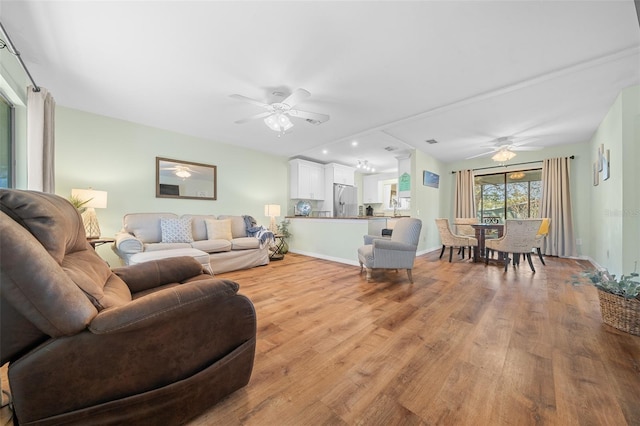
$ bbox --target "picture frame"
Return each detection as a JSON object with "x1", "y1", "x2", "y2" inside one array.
[
  {"x1": 602, "y1": 149, "x2": 610, "y2": 181},
  {"x1": 593, "y1": 161, "x2": 599, "y2": 186},
  {"x1": 423, "y1": 170, "x2": 440, "y2": 188}
]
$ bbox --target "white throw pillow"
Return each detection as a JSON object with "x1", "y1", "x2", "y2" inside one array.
[
  {"x1": 205, "y1": 219, "x2": 233, "y2": 241},
  {"x1": 160, "y1": 217, "x2": 194, "y2": 243}
]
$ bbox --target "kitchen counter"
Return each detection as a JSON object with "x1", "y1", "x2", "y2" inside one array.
[
  {"x1": 285, "y1": 216, "x2": 405, "y2": 265},
  {"x1": 285, "y1": 215, "x2": 409, "y2": 219}
]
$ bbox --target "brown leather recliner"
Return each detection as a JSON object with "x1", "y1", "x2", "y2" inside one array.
[{"x1": 0, "y1": 189, "x2": 256, "y2": 425}]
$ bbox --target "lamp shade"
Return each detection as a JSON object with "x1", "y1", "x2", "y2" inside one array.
[
  {"x1": 71, "y1": 189, "x2": 108, "y2": 209},
  {"x1": 264, "y1": 204, "x2": 281, "y2": 217}
]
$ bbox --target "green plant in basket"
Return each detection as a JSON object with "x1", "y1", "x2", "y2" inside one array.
[{"x1": 578, "y1": 262, "x2": 640, "y2": 300}]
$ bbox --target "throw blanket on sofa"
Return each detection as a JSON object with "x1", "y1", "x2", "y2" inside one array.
[{"x1": 243, "y1": 215, "x2": 274, "y2": 248}]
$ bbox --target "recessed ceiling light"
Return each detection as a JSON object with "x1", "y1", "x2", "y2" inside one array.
[
  {"x1": 322, "y1": 149, "x2": 328, "y2": 154},
  {"x1": 425, "y1": 139, "x2": 438, "y2": 144}
]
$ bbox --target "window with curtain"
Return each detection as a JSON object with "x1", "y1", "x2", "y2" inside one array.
[
  {"x1": 474, "y1": 169, "x2": 542, "y2": 222},
  {"x1": 0, "y1": 93, "x2": 14, "y2": 188}
]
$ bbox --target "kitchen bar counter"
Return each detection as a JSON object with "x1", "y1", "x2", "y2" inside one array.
[
  {"x1": 285, "y1": 215, "x2": 410, "y2": 219},
  {"x1": 286, "y1": 216, "x2": 398, "y2": 265}
]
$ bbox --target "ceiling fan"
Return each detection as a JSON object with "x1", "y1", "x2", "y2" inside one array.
[
  {"x1": 161, "y1": 165, "x2": 199, "y2": 179},
  {"x1": 230, "y1": 88, "x2": 330, "y2": 135},
  {"x1": 466, "y1": 136, "x2": 542, "y2": 162}
]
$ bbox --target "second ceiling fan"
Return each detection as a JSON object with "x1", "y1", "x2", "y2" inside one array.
[
  {"x1": 466, "y1": 136, "x2": 542, "y2": 162},
  {"x1": 230, "y1": 88, "x2": 330, "y2": 135}
]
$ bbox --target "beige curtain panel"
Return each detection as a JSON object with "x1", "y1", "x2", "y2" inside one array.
[
  {"x1": 454, "y1": 169, "x2": 476, "y2": 218},
  {"x1": 540, "y1": 157, "x2": 577, "y2": 257},
  {"x1": 27, "y1": 85, "x2": 56, "y2": 193}
]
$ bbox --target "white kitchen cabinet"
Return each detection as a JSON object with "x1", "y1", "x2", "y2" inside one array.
[
  {"x1": 325, "y1": 163, "x2": 355, "y2": 186},
  {"x1": 362, "y1": 174, "x2": 382, "y2": 204},
  {"x1": 290, "y1": 159, "x2": 325, "y2": 200}
]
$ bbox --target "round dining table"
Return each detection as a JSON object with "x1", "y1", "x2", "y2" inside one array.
[{"x1": 471, "y1": 223, "x2": 505, "y2": 262}]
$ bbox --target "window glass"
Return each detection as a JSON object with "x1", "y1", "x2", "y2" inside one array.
[
  {"x1": 475, "y1": 169, "x2": 542, "y2": 222},
  {"x1": 0, "y1": 94, "x2": 13, "y2": 188}
]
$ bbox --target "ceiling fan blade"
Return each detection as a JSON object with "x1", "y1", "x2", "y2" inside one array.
[
  {"x1": 287, "y1": 109, "x2": 330, "y2": 123},
  {"x1": 234, "y1": 111, "x2": 273, "y2": 124},
  {"x1": 281, "y1": 88, "x2": 311, "y2": 109},
  {"x1": 465, "y1": 151, "x2": 495, "y2": 160},
  {"x1": 229, "y1": 94, "x2": 271, "y2": 109},
  {"x1": 512, "y1": 146, "x2": 542, "y2": 151}
]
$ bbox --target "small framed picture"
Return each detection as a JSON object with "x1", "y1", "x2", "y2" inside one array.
[
  {"x1": 593, "y1": 161, "x2": 599, "y2": 186},
  {"x1": 423, "y1": 170, "x2": 440, "y2": 188},
  {"x1": 602, "y1": 149, "x2": 610, "y2": 181}
]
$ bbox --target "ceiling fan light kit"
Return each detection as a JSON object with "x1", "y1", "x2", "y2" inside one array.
[
  {"x1": 491, "y1": 148, "x2": 517, "y2": 162},
  {"x1": 231, "y1": 88, "x2": 330, "y2": 135},
  {"x1": 264, "y1": 113, "x2": 293, "y2": 132}
]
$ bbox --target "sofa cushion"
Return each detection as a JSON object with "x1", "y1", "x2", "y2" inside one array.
[
  {"x1": 123, "y1": 213, "x2": 177, "y2": 243},
  {"x1": 205, "y1": 219, "x2": 232, "y2": 241},
  {"x1": 181, "y1": 214, "x2": 217, "y2": 241},
  {"x1": 161, "y1": 217, "x2": 194, "y2": 243},
  {"x1": 232, "y1": 237, "x2": 261, "y2": 250},
  {"x1": 191, "y1": 239, "x2": 232, "y2": 253},
  {"x1": 217, "y1": 215, "x2": 247, "y2": 238},
  {"x1": 144, "y1": 242, "x2": 192, "y2": 251}
]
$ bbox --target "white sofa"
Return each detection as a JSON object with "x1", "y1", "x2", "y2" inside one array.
[{"x1": 112, "y1": 213, "x2": 270, "y2": 274}]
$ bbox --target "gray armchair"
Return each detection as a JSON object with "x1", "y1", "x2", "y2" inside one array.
[{"x1": 357, "y1": 218, "x2": 422, "y2": 283}]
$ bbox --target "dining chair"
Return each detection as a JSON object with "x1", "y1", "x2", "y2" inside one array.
[
  {"x1": 454, "y1": 217, "x2": 478, "y2": 258},
  {"x1": 533, "y1": 218, "x2": 551, "y2": 265},
  {"x1": 435, "y1": 218, "x2": 478, "y2": 262},
  {"x1": 485, "y1": 219, "x2": 543, "y2": 272}
]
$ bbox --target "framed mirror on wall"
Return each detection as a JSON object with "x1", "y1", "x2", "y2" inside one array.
[{"x1": 156, "y1": 157, "x2": 217, "y2": 200}]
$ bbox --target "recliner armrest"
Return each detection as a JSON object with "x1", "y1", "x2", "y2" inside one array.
[
  {"x1": 89, "y1": 278, "x2": 239, "y2": 334},
  {"x1": 112, "y1": 256, "x2": 205, "y2": 293}
]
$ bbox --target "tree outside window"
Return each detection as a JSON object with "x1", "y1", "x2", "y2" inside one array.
[{"x1": 475, "y1": 169, "x2": 542, "y2": 223}]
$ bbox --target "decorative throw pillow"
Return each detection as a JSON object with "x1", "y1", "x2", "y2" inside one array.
[
  {"x1": 160, "y1": 217, "x2": 194, "y2": 243},
  {"x1": 205, "y1": 219, "x2": 233, "y2": 241}
]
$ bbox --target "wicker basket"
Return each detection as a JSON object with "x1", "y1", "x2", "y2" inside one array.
[{"x1": 597, "y1": 289, "x2": 640, "y2": 336}]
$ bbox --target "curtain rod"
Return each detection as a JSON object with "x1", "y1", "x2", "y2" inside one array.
[
  {"x1": 451, "y1": 155, "x2": 574, "y2": 174},
  {"x1": 0, "y1": 21, "x2": 41, "y2": 92}
]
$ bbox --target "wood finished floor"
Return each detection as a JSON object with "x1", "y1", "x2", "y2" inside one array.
[
  {"x1": 191, "y1": 252, "x2": 640, "y2": 425},
  {"x1": 2, "y1": 252, "x2": 639, "y2": 425}
]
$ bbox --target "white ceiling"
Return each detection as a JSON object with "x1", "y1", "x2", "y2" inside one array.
[{"x1": 2, "y1": 1, "x2": 639, "y2": 173}]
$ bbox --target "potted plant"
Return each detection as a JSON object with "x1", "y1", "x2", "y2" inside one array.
[
  {"x1": 276, "y1": 219, "x2": 291, "y2": 254},
  {"x1": 577, "y1": 264, "x2": 640, "y2": 336},
  {"x1": 68, "y1": 194, "x2": 92, "y2": 214}
]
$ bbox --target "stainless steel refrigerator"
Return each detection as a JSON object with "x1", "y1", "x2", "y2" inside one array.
[{"x1": 333, "y1": 183, "x2": 358, "y2": 217}]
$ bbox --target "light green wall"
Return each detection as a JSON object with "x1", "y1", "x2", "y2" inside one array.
[
  {"x1": 589, "y1": 85, "x2": 639, "y2": 274},
  {"x1": 442, "y1": 142, "x2": 592, "y2": 257},
  {"x1": 412, "y1": 148, "x2": 446, "y2": 252},
  {"x1": 55, "y1": 107, "x2": 289, "y2": 265}
]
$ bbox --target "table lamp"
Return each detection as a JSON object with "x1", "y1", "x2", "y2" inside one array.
[
  {"x1": 264, "y1": 204, "x2": 281, "y2": 234},
  {"x1": 71, "y1": 188, "x2": 108, "y2": 238}
]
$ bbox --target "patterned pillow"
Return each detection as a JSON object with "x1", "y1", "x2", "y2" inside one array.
[
  {"x1": 205, "y1": 219, "x2": 233, "y2": 241},
  {"x1": 160, "y1": 217, "x2": 194, "y2": 243}
]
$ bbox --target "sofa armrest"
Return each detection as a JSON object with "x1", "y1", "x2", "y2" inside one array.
[
  {"x1": 89, "y1": 278, "x2": 240, "y2": 334},
  {"x1": 114, "y1": 231, "x2": 143, "y2": 254},
  {"x1": 112, "y1": 257, "x2": 205, "y2": 293}
]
